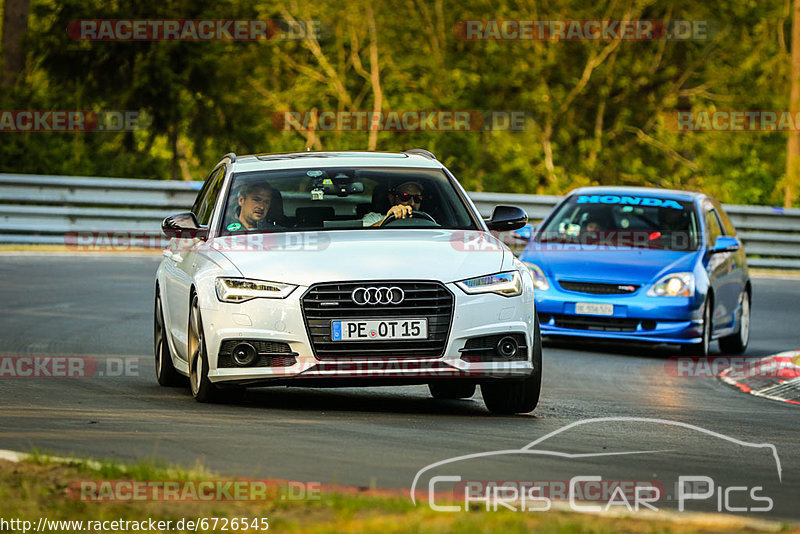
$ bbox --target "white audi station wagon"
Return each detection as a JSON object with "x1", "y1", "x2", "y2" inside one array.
[{"x1": 154, "y1": 150, "x2": 541, "y2": 414}]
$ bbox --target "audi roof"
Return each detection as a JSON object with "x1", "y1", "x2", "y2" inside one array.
[{"x1": 222, "y1": 150, "x2": 445, "y2": 173}]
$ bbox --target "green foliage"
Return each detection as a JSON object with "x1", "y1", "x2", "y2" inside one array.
[{"x1": 0, "y1": 0, "x2": 794, "y2": 204}]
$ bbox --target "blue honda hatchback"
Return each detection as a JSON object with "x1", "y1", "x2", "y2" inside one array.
[{"x1": 519, "y1": 187, "x2": 751, "y2": 356}]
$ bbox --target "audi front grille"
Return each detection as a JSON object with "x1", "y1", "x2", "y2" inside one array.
[{"x1": 301, "y1": 280, "x2": 454, "y2": 359}]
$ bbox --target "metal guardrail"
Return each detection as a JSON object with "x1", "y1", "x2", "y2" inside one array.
[
  {"x1": 0, "y1": 174, "x2": 200, "y2": 245},
  {"x1": 1, "y1": 174, "x2": 799, "y2": 269}
]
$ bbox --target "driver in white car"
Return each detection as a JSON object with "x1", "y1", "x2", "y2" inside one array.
[{"x1": 362, "y1": 181, "x2": 425, "y2": 227}]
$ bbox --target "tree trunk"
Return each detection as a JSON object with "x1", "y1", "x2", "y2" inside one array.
[
  {"x1": 366, "y1": 5, "x2": 382, "y2": 151},
  {"x1": 176, "y1": 139, "x2": 193, "y2": 181},
  {"x1": 786, "y1": 0, "x2": 800, "y2": 207},
  {"x1": 1, "y1": 0, "x2": 30, "y2": 87},
  {"x1": 168, "y1": 125, "x2": 179, "y2": 180}
]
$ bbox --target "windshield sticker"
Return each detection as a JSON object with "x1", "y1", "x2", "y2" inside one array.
[
  {"x1": 226, "y1": 223, "x2": 242, "y2": 231},
  {"x1": 577, "y1": 195, "x2": 683, "y2": 210}
]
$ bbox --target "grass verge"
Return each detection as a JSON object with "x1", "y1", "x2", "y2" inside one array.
[{"x1": 0, "y1": 453, "x2": 795, "y2": 533}]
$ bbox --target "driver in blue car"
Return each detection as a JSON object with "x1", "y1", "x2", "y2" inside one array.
[{"x1": 362, "y1": 181, "x2": 424, "y2": 227}]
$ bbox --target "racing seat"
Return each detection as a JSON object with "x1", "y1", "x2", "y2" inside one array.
[{"x1": 658, "y1": 209, "x2": 693, "y2": 250}]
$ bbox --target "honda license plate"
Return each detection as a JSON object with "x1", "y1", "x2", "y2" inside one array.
[{"x1": 575, "y1": 302, "x2": 614, "y2": 316}]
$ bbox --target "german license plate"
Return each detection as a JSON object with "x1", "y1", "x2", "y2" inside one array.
[
  {"x1": 575, "y1": 302, "x2": 614, "y2": 316},
  {"x1": 331, "y1": 319, "x2": 428, "y2": 341}
]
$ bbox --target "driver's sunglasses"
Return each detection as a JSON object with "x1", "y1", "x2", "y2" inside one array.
[{"x1": 395, "y1": 192, "x2": 423, "y2": 202}]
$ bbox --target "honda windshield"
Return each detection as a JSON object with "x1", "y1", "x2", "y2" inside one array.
[{"x1": 536, "y1": 194, "x2": 700, "y2": 251}]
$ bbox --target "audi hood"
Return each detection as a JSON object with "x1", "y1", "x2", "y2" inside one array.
[{"x1": 208, "y1": 229, "x2": 512, "y2": 285}]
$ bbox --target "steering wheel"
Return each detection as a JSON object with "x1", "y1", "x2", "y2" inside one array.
[{"x1": 380, "y1": 210, "x2": 437, "y2": 226}]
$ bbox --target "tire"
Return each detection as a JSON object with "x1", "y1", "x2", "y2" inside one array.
[
  {"x1": 188, "y1": 294, "x2": 246, "y2": 403},
  {"x1": 154, "y1": 289, "x2": 185, "y2": 387},
  {"x1": 719, "y1": 290, "x2": 750, "y2": 355},
  {"x1": 481, "y1": 316, "x2": 542, "y2": 415},
  {"x1": 681, "y1": 297, "x2": 712, "y2": 357},
  {"x1": 429, "y1": 382, "x2": 476, "y2": 400},
  {"x1": 188, "y1": 294, "x2": 222, "y2": 403}
]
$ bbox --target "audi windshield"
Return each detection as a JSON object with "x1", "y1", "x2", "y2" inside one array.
[{"x1": 218, "y1": 167, "x2": 480, "y2": 235}]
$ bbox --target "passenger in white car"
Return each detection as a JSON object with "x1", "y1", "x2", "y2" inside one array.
[{"x1": 225, "y1": 183, "x2": 284, "y2": 232}]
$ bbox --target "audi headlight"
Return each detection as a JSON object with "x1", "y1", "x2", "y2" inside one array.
[
  {"x1": 522, "y1": 261, "x2": 550, "y2": 291},
  {"x1": 647, "y1": 272, "x2": 695, "y2": 297},
  {"x1": 215, "y1": 277, "x2": 297, "y2": 303},
  {"x1": 456, "y1": 271, "x2": 523, "y2": 297}
]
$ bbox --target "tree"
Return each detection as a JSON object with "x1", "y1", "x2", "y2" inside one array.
[
  {"x1": 0, "y1": 0, "x2": 795, "y2": 205},
  {"x1": 1, "y1": 0, "x2": 30, "y2": 87},
  {"x1": 786, "y1": 0, "x2": 800, "y2": 207}
]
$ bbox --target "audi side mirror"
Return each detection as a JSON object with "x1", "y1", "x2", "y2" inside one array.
[
  {"x1": 162, "y1": 212, "x2": 209, "y2": 240},
  {"x1": 486, "y1": 205, "x2": 528, "y2": 232}
]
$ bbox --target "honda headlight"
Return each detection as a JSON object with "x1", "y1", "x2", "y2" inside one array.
[
  {"x1": 647, "y1": 272, "x2": 695, "y2": 297},
  {"x1": 522, "y1": 262, "x2": 550, "y2": 291},
  {"x1": 215, "y1": 277, "x2": 297, "y2": 303},
  {"x1": 456, "y1": 271, "x2": 523, "y2": 297}
]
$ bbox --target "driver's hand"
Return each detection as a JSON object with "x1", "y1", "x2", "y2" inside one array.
[{"x1": 385, "y1": 204, "x2": 413, "y2": 221}]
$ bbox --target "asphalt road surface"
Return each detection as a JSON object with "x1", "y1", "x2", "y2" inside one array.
[{"x1": 0, "y1": 254, "x2": 797, "y2": 521}]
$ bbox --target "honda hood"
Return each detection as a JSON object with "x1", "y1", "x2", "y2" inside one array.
[{"x1": 521, "y1": 244, "x2": 700, "y2": 285}]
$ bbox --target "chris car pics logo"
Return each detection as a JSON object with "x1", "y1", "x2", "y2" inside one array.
[{"x1": 411, "y1": 417, "x2": 780, "y2": 514}]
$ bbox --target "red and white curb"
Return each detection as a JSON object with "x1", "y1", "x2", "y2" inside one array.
[{"x1": 718, "y1": 350, "x2": 800, "y2": 405}]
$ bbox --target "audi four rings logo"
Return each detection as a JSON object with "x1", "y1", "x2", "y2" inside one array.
[{"x1": 351, "y1": 286, "x2": 405, "y2": 305}]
